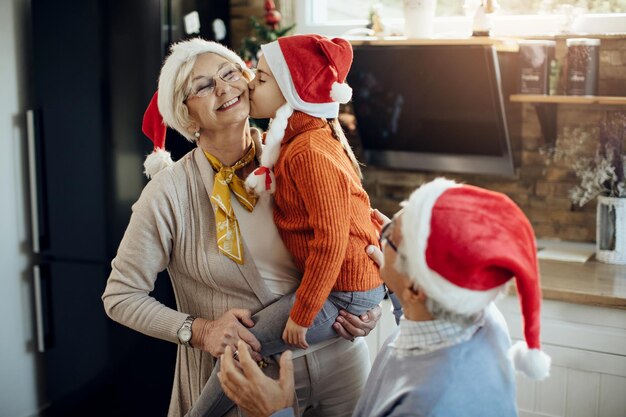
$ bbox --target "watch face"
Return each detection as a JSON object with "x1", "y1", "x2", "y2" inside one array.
[{"x1": 179, "y1": 328, "x2": 192, "y2": 342}]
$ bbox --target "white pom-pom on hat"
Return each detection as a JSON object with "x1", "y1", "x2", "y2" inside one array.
[
  {"x1": 330, "y1": 81, "x2": 353, "y2": 104},
  {"x1": 143, "y1": 148, "x2": 174, "y2": 179},
  {"x1": 508, "y1": 341, "x2": 551, "y2": 380},
  {"x1": 245, "y1": 166, "x2": 276, "y2": 194}
]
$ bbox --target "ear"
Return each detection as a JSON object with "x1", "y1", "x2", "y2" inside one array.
[
  {"x1": 186, "y1": 122, "x2": 199, "y2": 136},
  {"x1": 404, "y1": 285, "x2": 426, "y2": 304}
]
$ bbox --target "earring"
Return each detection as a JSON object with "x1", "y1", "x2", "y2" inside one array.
[{"x1": 194, "y1": 131, "x2": 200, "y2": 139}]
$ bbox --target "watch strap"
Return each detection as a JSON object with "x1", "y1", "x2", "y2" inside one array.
[{"x1": 178, "y1": 315, "x2": 196, "y2": 347}]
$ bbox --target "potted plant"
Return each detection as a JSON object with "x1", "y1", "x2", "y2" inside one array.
[{"x1": 543, "y1": 112, "x2": 626, "y2": 264}]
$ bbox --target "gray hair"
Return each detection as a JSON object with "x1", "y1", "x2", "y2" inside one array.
[
  {"x1": 424, "y1": 297, "x2": 484, "y2": 327},
  {"x1": 394, "y1": 251, "x2": 485, "y2": 326}
]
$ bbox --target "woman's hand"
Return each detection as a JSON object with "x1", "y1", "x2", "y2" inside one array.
[
  {"x1": 218, "y1": 340, "x2": 294, "y2": 417},
  {"x1": 191, "y1": 309, "x2": 263, "y2": 361},
  {"x1": 333, "y1": 305, "x2": 382, "y2": 341},
  {"x1": 282, "y1": 317, "x2": 309, "y2": 349}
]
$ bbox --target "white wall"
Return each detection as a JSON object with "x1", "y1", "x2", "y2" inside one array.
[{"x1": 0, "y1": 0, "x2": 41, "y2": 416}]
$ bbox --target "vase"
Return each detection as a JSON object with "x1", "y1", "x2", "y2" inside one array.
[
  {"x1": 596, "y1": 196, "x2": 626, "y2": 264},
  {"x1": 403, "y1": 0, "x2": 437, "y2": 39}
]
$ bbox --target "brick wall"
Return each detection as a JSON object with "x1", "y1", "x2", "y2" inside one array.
[{"x1": 348, "y1": 36, "x2": 626, "y2": 243}]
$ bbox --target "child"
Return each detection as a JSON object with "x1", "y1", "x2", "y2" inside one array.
[{"x1": 188, "y1": 34, "x2": 385, "y2": 417}]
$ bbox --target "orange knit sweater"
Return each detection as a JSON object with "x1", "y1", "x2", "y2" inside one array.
[{"x1": 272, "y1": 112, "x2": 382, "y2": 327}]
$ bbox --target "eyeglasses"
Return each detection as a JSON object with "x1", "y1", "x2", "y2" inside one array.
[
  {"x1": 186, "y1": 63, "x2": 243, "y2": 100},
  {"x1": 379, "y1": 220, "x2": 399, "y2": 253}
]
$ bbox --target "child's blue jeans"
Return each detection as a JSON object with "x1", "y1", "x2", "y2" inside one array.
[{"x1": 185, "y1": 284, "x2": 386, "y2": 417}]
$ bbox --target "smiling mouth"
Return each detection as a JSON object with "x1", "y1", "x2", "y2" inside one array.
[{"x1": 217, "y1": 96, "x2": 240, "y2": 111}]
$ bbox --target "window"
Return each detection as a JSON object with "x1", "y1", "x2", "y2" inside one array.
[{"x1": 295, "y1": 0, "x2": 626, "y2": 36}]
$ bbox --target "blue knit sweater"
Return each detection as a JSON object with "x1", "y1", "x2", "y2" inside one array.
[{"x1": 272, "y1": 305, "x2": 518, "y2": 417}]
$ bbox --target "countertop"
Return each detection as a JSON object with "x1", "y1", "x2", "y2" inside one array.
[{"x1": 513, "y1": 258, "x2": 626, "y2": 310}]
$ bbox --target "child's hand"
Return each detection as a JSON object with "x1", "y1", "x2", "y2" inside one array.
[
  {"x1": 370, "y1": 208, "x2": 389, "y2": 235},
  {"x1": 282, "y1": 318, "x2": 309, "y2": 349}
]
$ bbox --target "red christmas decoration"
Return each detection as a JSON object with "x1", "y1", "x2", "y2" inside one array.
[
  {"x1": 264, "y1": 0, "x2": 282, "y2": 30},
  {"x1": 239, "y1": 0, "x2": 294, "y2": 68}
]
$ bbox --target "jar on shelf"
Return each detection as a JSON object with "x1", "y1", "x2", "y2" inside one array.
[
  {"x1": 566, "y1": 38, "x2": 600, "y2": 96},
  {"x1": 519, "y1": 40, "x2": 556, "y2": 94}
]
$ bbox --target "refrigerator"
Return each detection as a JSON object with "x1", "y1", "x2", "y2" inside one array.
[{"x1": 27, "y1": 0, "x2": 229, "y2": 415}]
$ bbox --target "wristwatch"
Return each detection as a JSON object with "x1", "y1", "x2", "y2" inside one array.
[{"x1": 177, "y1": 315, "x2": 196, "y2": 347}]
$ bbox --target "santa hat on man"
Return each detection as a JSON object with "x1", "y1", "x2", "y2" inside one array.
[
  {"x1": 143, "y1": 38, "x2": 251, "y2": 179},
  {"x1": 401, "y1": 178, "x2": 551, "y2": 380},
  {"x1": 245, "y1": 34, "x2": 353, "y2": 194}
]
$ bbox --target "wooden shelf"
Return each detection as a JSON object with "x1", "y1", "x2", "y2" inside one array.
[
  {"x1": 510, "y1": 94, "x2": 626, "y2": 145},
  {"x1": 348, "y1": 36, "x2": 520, "y2": 52},
  {"x1": 510, "y1": 94, "x2": 626, "y2": 105}
]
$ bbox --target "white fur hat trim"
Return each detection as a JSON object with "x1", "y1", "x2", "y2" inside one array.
[{"x1": 244, "y1": 103, "x2": 294, "y2": 195}]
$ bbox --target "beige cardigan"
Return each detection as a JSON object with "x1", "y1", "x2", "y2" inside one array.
[{"x1": 102, "y1": 146, "x2": 279, "y2": 417}]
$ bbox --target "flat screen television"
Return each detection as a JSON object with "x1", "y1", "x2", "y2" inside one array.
[{"x1": 347, "y1": 44, "x2": 515, "y2": 176}]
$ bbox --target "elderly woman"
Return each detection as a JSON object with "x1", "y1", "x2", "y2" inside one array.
[{"x1": 102, "y1": 38, "x2": 379, "y2": 417}]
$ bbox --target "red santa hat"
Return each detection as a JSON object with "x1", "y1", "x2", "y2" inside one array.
[
  {"x1": 246, "y1": 34, "x2": 353, "y2": 194},
  {"x1": 401, "y1": 178, "x2": 551, "y2": 380},
  {"x1": 143, "y1": 38, "x2": 250, "y2": 179},
  {"x1": 142, "y1": 91, "x2": 172, "y2": 178}
]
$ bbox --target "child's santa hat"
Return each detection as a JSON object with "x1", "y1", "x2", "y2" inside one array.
[
  {"x1": 143, "y1": 38, "x2": 250, "y2": 178},
  {"x1": 246, "y1": 34, "x2": 353, "y2": 194},
  {"x1": 401, "y1": 178, "x2": 551, "y2": 380}
]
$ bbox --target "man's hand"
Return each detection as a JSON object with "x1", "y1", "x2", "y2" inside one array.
[
  {"x1": 282, "y1": 317, "x2": 309, "y2": 349},
  {"x1": 218, "y1": 340, "x2": 294, "y2": 417},
  {"x1": 191, "y1": 309, "x2": 263, "y2": 361},
  {"x1": 333, "y1": 305, "x2": 382, "y2": 341}
]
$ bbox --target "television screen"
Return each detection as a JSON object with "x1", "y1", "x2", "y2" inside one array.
[{"x1": 347, "y1": 44, "x2": 515, "y2": 176}]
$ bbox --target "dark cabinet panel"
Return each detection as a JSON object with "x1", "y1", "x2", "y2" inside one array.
[
  {"x1": 37, "y1": 261, "x2": 109, "y2": 415},
  {"x1": 30, "y1": 0, "x2": 229, "y2": 414},
  {"x1": 37, "y1": 263, "x2": 176, "y2": 417},
  {"x1": 31, "y1": 0, "x2": 107, "y2": 261}
]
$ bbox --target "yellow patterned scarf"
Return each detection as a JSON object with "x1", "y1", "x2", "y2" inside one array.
[{"x1": 204, "y1": 142, "x2": 257, "y2": 264}]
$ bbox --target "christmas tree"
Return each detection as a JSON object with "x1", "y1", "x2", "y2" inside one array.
[{"x1": 239, "y1": 0, "x2": 295, "y2": 68}]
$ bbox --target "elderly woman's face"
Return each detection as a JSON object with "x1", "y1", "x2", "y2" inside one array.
[
  {"x1": 248, "y1": 55, "x2": 286, "y2": 119},
  {"x1": 185, "y1": 53, "x2": 250, "y2": 132}
]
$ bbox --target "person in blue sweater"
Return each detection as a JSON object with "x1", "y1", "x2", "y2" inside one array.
[{"x1": 215, "y1": 178, "x2": 552, "y2": 417}]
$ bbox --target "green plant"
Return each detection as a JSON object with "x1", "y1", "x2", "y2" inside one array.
[{"x1": 239, "y1": 1, "x2": 295, "y2": 68}]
